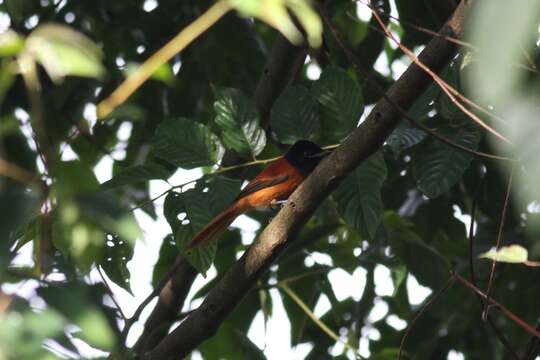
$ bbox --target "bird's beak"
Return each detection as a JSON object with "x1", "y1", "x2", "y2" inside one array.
[{"x1": 310, "y1": 150, "x2": 332, "y2": 158}]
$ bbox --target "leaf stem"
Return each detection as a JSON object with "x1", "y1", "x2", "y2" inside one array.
[
  {"x1": 130, "y1": 143, "x2": 340, "y2": 211},
  {"x1": 279, "y1": 282, "x2": 364, "y2": 359}
]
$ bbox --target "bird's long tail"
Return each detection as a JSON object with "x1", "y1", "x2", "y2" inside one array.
[{"x1": 186, "y1": 207, "x2": 240, "y2": 250}]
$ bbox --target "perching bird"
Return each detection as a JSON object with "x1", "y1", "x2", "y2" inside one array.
[{"x1": 186, "y1": 140, "x2": 329, "y2": 250}]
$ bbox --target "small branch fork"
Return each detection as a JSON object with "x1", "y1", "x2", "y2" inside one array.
[
  {"x1": 140, "y1": 1, "x2": 475, "y2": 358},
  {"x1": 364, "y1": 0, "x2": 512, "y2": 144},
  {"x1": 398, "y1": 272, "x2": 540, "y2": 360}
]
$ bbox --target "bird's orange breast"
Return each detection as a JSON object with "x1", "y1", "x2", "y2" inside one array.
[{"x1": 235, "y1": 159, "x2": 305, "y2": 211}]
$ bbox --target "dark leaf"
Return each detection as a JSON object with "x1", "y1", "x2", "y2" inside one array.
[
  {"x1": 270, "y1": 85, "x2": 320, "y2": 144},
  {"x1": 414, "y1": 124, "x2": 481, "y2": 198},
  {"x1": 164, "y1": 176, "x2": 241, "y2": 274},
  {"x1": 386, "y1": 121, "x2": 426, "y2": 158},
  {"x1": 98, "y1": 234, "x2": 134, "y2": 294},
  {"x1": 214, "y1": 88, "x2": 266, "y2": 156},
  {"x1": 312, "y1": 66, "x2": 364, "y2": 142},
  {"x1": 152, "y1": 117, "x2": 223, "y2": 169},
  {"x1": 101, "y1": 162, "x2": 172, "y2": 189},
  {"x1": 334, "y1": 151, "x2": 387, "y2": 240},
  {"x1": 38, "y1": 282, "x2": 116, "y2": 351}
]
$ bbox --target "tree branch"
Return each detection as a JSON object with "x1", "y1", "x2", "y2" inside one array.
[
  {"x1": 142, "y1": 1, "x2": 471, "y2": 358},
  {"x1": 133, "y1": 258, "x2": 197, "y2": 353},
  {"x1": 132, "y1": 32, "x2": 308, "y2": 355}
]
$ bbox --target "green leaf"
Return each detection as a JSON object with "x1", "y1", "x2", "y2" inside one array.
[
  {"x1": 234, "y1": 330, "x2": 266, "y2": 360},
  {"x1": 334, "y1": 152, "x2": 387, "y2": 240},
  {"x1": 152, "y1": 234, "x2": 178, "y2": 287},
  {"x1": 312, "y1": 66, "x2": 363, "y2": 143},
  {"x1": 0, "y1": 306, "x2": 66, "y2": 359},
  {"x1": 101, "y1": 163, "x2": 172, "y2": 189},
  {"x1": 214, "y1": 88, "x2": 266, "y2": 156},
  {"x1": 232, "y1": 0, "x2": 322, "y2": 47},
  {"x1": 414, "y1": 124, "x2": 481, "y2": 198},
  {"x1": 98, "y1": 234, "x2": 134, "y2": 294},
  {"x1": 386, "y1": 121, "x2": 426, "y2": 157},
  {"x1": 385, "y1": 212, "x2": 450, "y2": 289},
  {"x1": 0, "y1": 184, "x2": 40, "y2": 273},
  {"x1": 0, "y1": 30, "x2": 24, "y2": 57},
  {"x1": 270, "y1": 85, "x2": 320, "y2": 144},
  {"x1": 152, "y1": 117, "x2": 223, "y2": 169},
  {"x1": 125, "y1": 62, "x2": 174, "y2": 85},
  {"x1": 479, "y1": 245, "x2": 529, "y2": 264},
  {"x1": 163, "y1": 176, "x2": 242, "y2": 274},
  {"x1": 38, "y1": 282, "x2": 116, "y2": 351},
  {"x1": 25, "y1": 23, "x2": 104, "y2": 82}
]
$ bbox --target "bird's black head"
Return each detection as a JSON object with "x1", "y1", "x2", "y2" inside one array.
[{"x1": 284, "y1": 140, "x2": 329, "y2": 176}]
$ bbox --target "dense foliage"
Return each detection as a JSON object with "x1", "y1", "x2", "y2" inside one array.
[{"x1": 1, "y1": 0, "x2": 540, "y2": 359}]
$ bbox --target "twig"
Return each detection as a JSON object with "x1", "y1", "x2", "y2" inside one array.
[
  {"x1": 130, "y1": 144, "x2": 341, "y2": 212},
  {"x1": 257, "y1": 267, "x2": 331, "y2": 290},
  {"x1": 97, "y1": 1, "x2": 231, "y2": 118},
  {"x1": 464, "y1": 173, "x2": 520, "y2": 359},
  {"x1": 522, "y1": 321, "x2": 540, "y2": 360},
  {"x1": 120, "y1": 257, "x2": 183, "y2": 343},
  {"x1": 351, "y1": 3, "x2": 539, "y2": 75},
  {"x1": 97, "y1": 265, "x2": 127, "y2": 322},
  {"x1": 141, "y1": 3, "x2": 474, "y2": 357},
  {"x1": 0, "y1": 158, "x2": 40, "y2": 185},
  {"x1": 317, "y1": 4, "x2": 514, "y2": 163},
  {"x1": 482, "y1": 166, "x2": 514, "y2": 320},
  {"x1": 366, "y1": 0, "x2": 512, "y2": 143},
  {"x1": 468, "y1": 175, "x2": 479, "y2": 286},
  {"x1": 279, "y1": 282, "x2": 364, "y2": 359},
  {"x1": 453, "y1": 272, "x2": 540, "y2": 340},
  {"x1": 398, "y1": 276, "x2": 455, "y2": 360}
]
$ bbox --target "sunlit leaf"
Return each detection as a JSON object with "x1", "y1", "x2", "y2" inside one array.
[
  {"x1": 213, "y1": 88, "x2": 266, "y2": 156},
  {"x1": 479, "y1": 245, "x2": 528, "y2": 264},
  {"x1": 125, "y1": 62, "x2": 174, "y2": 85},
  {"x1": 232, "y1": 0, "x2": 322, "y2": 47},
  {"x1": 0, "y1": 30, "x2": 24, "y2": 57},
  {"x1": 25, "y1": 23, "x2": 105, "y2": 82}
]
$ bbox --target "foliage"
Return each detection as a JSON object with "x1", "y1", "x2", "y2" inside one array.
[{"x1": 1, "y1": 1, "x2": 540, "y2": 360}]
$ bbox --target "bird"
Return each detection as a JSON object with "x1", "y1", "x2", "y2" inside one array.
[{"x1": 186, "y1": 140, "x2": 329, "y2": 250}]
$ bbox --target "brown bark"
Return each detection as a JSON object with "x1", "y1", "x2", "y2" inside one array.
[
  {"x1": 133, "y1": 33, "x2": 307, "y2": 354},
  {"x1": 142, "y1": 1, "x2": 472, "y2": 358}
]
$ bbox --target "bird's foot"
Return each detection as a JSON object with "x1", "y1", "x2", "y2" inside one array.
[{"x1": 269, "y1": 199, "x2": 287, "y2": 210}]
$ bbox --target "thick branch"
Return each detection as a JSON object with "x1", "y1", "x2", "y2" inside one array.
[
  {"x1": 143, "y1": 1, "x2": 470, "y2": 358},
  {"x1": 133, "y1": 258, "x2": 197, "y2": 353},
  {"x1": 254, "y1": 33, "x2": 306, "y2": 127},
  {"x1": 132, "y1": 33, "x2": 307, "y2": 354}
]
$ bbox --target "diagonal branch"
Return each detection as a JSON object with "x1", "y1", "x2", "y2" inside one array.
[
  {"x1": 133, "y1": 258, "x2": 197, "y2": 353},
  {"x1": 131, "y1": 33, "x2": 308, "y2": 354},
  {"x1": 366, "y1": 0, "x2": 511, "y2": 143},
  {"x1": 141, "y1": 1, "x2": 472, "y2": 358}
]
